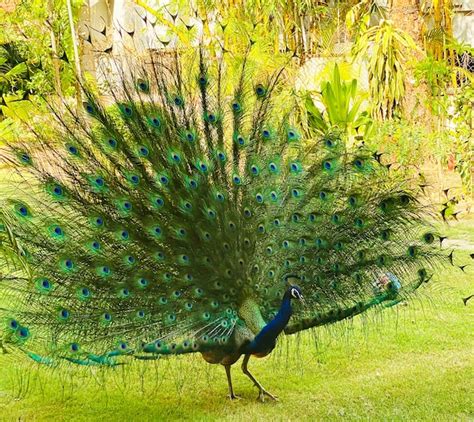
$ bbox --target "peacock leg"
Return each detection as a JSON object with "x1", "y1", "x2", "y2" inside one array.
[
  {"x1": 241, "y1": 354, "x2": 278, "y2": 402},
  {"x1": 224, "y1": 364, "x2": 240, "y2": 400}
]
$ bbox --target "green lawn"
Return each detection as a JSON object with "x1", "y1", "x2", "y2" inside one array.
[{"x1": 0, "y1": 219, "x2": 473, "y2": 421}]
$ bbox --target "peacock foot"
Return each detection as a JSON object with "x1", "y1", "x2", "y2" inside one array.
[
  {"x1": 257, "y1": 389, "x2": 278, "y2": 402},
  {"x1": 228, "y1": 394, "x2": 241, "y2": 401}
]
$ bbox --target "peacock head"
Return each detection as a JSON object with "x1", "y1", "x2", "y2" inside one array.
[
  {"x1": 287, "y1": 285, "x2": 305, "y2": 304},
  {"x1": 284, "y1": 275, "x2": 305, "y2": 304}
]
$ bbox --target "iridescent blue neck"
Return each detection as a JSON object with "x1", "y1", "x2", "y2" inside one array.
[
  {"x1": 269, "y1": 293, "x2": 293, "y2": 335},
  {"x1": 243, "y1": 292, "x2": 293, "y2": 354}
]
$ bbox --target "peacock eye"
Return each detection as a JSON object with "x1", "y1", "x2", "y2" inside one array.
[
  {"x1": 232, "y1": 101, "x2": 241, "y2": 112},
  {"x1": 84, "y1": 103, "x2": 94, "y2": 114}
]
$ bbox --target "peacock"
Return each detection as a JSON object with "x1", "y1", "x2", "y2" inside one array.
[{"x1": 0, "y1": 37, "x2": 451, "y2": 402}]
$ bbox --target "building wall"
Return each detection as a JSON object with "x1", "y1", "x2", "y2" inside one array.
[{"x1": 453, "y1": 0, "x2": 474, "y2": 46}]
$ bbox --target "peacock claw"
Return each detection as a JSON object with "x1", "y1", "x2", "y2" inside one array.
[
  {"x1": 228, "y1": 394, "x2": 241, "y2": 401},
  {"x1": 257, "y1": 389, "x2": 278, "y2": 402}
]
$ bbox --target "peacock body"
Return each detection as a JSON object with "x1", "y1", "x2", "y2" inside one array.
[{"x1": 0, "y1": 39, "x2": 448, "y2": 400}]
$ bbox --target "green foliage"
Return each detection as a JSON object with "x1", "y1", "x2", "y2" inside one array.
[
  {"x1": 369, "y1": 119, "x2": 434, "y2": 167},
  {"x1": 0, "y1": 0, "x2": 78, "y2": 118},
  {"x1": 304, "y1": 63, "x2": 372, "y2": 145},
  {"x1": 0, "y1": 44, "x2": 29, "y2": 96},
  {"x1": 450, "y1": 85, "x2": 473, "y2": 195},
  {"x1": 413, "y1": 41, "x2": 473, "y2": 195},
  {"x1": 414, "y1": 56, "x2": 452, "y2": 101},
  {"x1": 0, "y1": 43, "x2": 42, "y2": 118},
  {"x1": 146, "y1": 0, "x2": 359, "y2": 58},
  {"x1": 352, "y1": 19, "x2": 417, "y2": 120},
  {"x1": 345, "y1": 0, "x2": 387, "y2": 37}
]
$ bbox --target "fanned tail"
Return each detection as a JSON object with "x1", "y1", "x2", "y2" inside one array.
[{"x1": 0, "y1": 28, "x2": 452, "y2": 365}]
